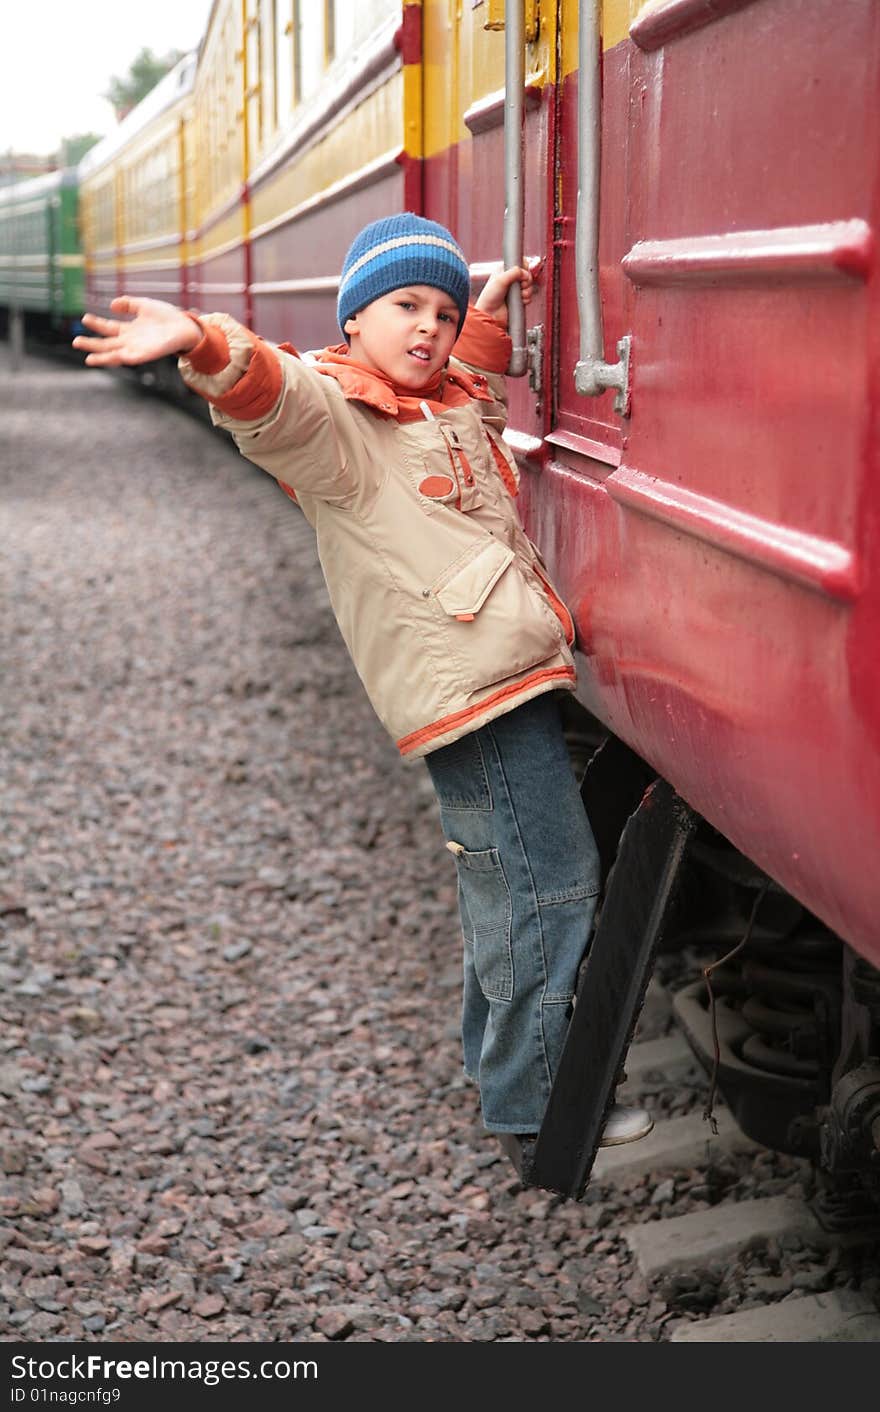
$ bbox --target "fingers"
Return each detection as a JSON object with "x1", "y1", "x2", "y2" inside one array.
[
  {"x1": 496, "y1": 265, "x2": 525, "y2": 292},
  {"x1": 508, "y1": 260, "x2": 541, "y2": 280},
  {"x1": 501, "y1": 261, "x2": 541, "y2": 299},
  {"x1": 519, "y1": 259, "x2": 539, "y2": 297},
  {"x1": 73, "y1": 330, "x2": 121, "y2": 351},
  {"x1": 518, "y1": 260, "x2": 541, "y2": 301},
  {"x1": 74, "y1": 296, "x2": 143, "y2": 343},
  {"x1": 83, "y1": 352, "x2": 123, "y2": 367},
  {"x1": 72, "y1": 332, "x2": 128, "y2": 365},
  {"x1": 109, "y1": 296, "x2": 144, "y2": 317},
  {"x1": 502, "y1": 267, "x2": 534, "y2": 306},
  {"x1": 78, "y1": 348, "x2": 125, "y2": 366},
  {"x1": 79, "y1": 313, "x2": 122, "y2": 336},
  {"x1": 74, "y1": 303, "x2": 139, "y2": 360}
]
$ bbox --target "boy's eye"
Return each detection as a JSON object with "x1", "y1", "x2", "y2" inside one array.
[{"x1": 396, "y1": 300, "x2": 454, "y2": 322}]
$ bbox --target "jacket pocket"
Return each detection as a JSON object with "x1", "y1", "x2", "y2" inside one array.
[
  {"x1": 429, "y1": 537, "x2": 565, "y2": 691},
  {"x1": 434, "y1": 538, "x2": 515, "y2": 618},
  {"x1": 416, "y1": 425, "x2": 484, "y2": 513}
]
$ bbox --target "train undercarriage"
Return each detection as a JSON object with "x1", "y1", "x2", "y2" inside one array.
[
  {"x1": 510, "y1": 702, "x2": 880, "y2": 1226},
  {"x1": 666, "y1": 830, "x2": 880, "y2": 1231},
  {"x1": 669, "y1": 836, "x2": 880, "y2": 1232}
]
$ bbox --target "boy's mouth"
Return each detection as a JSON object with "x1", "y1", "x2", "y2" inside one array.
[{"x1": 407, "y1": 345, "x2": 433, "y2": 363}]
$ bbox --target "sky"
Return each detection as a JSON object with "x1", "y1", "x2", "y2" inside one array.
[{"x1": 2, "y1": 1, "x2": 215, "y2": 157}]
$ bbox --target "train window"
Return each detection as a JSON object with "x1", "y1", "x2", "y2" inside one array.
[
  {"x1": 325, "y1": 0, "x2": 335, "y2": 66},
  {"x1": 260, "y1": 0, "x2": 276, "y2": 134},
  {"x1": 94, "y1": 185, "x2": 111, "y2": 251},
  {"x1": 203, "y1": 9, "x2": 242, "y2": 207},
  {"x1": 332, "y1": 0, "x2": 398, "y2": 53},
  {"x1": 276, "y1": 0, "x2": 294, "y2": 118},
  {"x1": 245, "y1": 4, "x2": 262, "y2": 149},
  {"x1": 292, "y1": 1, "x2": 325, "y2": 103}
]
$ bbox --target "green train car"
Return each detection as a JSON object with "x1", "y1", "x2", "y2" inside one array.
[{"x1": 0, "y1": 168, "x2": 84, "y2": 337}]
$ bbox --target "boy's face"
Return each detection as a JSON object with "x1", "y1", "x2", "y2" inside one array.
[{"x1": 343, "y1": 285, "x2": 460, "y2": 389}]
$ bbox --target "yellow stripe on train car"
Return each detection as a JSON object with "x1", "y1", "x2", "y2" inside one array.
[
  {"x1": 190, "y1": 208, "x2": 248, "y2": 269},
  {"x1": 560, "y1": 0, "x2": 662, "y2": 77},
  {"x1": 421, "y1": 0, "x2": 558, "y2": 159}
]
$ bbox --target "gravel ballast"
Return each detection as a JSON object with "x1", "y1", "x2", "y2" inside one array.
[{"x1": 1, "y1": 353, "x2": 875, "y2": 1343}]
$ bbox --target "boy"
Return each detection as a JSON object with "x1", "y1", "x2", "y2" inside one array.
[{"x1": 74, "y1": 213, "x2": 652, "y2": 1157}]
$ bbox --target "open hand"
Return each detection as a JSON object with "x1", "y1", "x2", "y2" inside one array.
[
  {"x1": 474, "y1": 259, "x2": 539, "y2": 329},
  {"x1": 73, "y1": 296, "x2": 202, "y2": 367}
]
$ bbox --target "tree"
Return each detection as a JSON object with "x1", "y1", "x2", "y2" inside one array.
[
  {"x1": 104, "y1": 48, "x2": 184, "y2": 119},
  {"x1": 60, "y1": 133, "x2": 102, "y2": 166}
]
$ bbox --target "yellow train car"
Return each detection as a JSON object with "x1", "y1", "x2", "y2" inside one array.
[
  {"x1": 79, "y1": 54, "x2": 198, "y2": 316},
  {"x1": 189, "y1": 0, "x2": 414, "y2": 338}
]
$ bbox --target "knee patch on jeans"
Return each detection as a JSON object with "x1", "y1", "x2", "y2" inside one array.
[{"x1": 426, "y1": 732, "x2": 492, "y2": 810}]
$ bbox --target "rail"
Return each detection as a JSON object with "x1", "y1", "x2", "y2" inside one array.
[
  {"x1": 573, "y1": 0, "x2": 630, "y2": 412},
  {"x1": 503, "y1": 0, "x2": 527, "y2": 375}
]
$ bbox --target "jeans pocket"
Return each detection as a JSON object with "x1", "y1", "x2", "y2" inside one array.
[{"x1": 453, "y1": 846, "x2": 513, "y2": 1002}]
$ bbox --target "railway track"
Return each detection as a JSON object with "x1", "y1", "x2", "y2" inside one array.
[{"x1": 607, "y1": 989, "x2": 880, "y2": 1341}]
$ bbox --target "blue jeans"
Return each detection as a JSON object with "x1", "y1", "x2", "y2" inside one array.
[{"x1": 424, "y1": 693, "x2": 600, "y2": 1133}]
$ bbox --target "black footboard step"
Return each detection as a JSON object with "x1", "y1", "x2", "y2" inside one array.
[
  {"x1": 523, "y1": 778, "x2": 697, "y2": 1198},
  {"x1": 579, "y1": 734, "x2": 656, "y2": 890}
]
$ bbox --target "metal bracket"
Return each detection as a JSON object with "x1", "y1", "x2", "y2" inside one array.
[
  {"x1": 485, "y1": 0, "x2": 540, "y2": 42},
  {"x1": 526, "y1": 323, "x2": 544, "y2": 396},
  {"x1": 574, "y1": 332, "x2": 632, "y2": 416}
]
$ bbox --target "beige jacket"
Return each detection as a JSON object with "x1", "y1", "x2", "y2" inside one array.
[{"x1": 178, "y1": 306, "x2": 576, "y2": 759}]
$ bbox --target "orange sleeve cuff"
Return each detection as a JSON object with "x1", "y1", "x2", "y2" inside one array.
[
  {"x1": 453, "y1": 305, "x2": 512, "y2": 373},
  {"x1": 186, "y1": 320, "x2": 231, "y2": 375},
  {"x1": 211, "y1": 339, "x2": 284, "y2": 420}
]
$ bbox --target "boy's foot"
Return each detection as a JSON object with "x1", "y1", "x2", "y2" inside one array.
[
  {"x1": 495, "y1": 1130, "x2": 537, "y2": 1182},
  {"x1": 496, "y1": 1131, "x2": 536, "y2": 1161},
  {"x1": 598, "y1": 1103, "x2": 653, "y2": 1146},
  {"x1": 495, "y1": 1104, "x2": 653, "y2": 1180}
]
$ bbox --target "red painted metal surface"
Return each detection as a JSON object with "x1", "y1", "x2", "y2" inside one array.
[
  {"x1": 393, "y1": 2, "x2": 423, "y2": 64},
  {"x1": 520, "y1": 0, "x2": 880, "y2": 960},
  {"x1": 189, "y1": 242, "x2": 249, "y2": 328},
  {"x1": 248, "y1": 167, "x2": 405, "y2": 347}
]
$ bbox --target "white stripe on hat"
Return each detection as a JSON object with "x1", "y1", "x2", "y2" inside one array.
[{"x1": 338, "y1": 234, "x2": 467, "y2": 295}]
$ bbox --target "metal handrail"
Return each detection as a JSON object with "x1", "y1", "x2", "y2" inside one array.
[
  {"x1": 503, "y1": 0, "x2": 528, "y2": 375},
  {"x1": 573, "y1": 0, "x2": 630, "y2": 411}
]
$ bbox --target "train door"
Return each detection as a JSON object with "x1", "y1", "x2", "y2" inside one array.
[
  {"x1": 531, "y1": 0, "x2": 880, "y2": 951},
  {"x1": 545, "y1": 0, "x2": 632, "y2": 472}
]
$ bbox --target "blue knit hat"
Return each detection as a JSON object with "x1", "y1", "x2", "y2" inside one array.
[{"x1": 337, "y1": 213, "x2": 471, "y2": 339}]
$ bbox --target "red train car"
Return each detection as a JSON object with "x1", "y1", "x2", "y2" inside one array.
[
  {"x1": 78, "y1": 0, "x2": 880, "y2": 1202},
  {"x1": 418, "y1": 0, "x2": 880, "y2": 1201}
]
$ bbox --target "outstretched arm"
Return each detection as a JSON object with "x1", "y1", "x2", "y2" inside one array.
[{"x1": 73, "y1": 296, "x2": 202, "y2": 366}]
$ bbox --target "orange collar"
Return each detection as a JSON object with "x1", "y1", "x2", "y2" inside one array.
[{"x1": 301, "y1": 344, "x2": 494, "y2": 422}]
